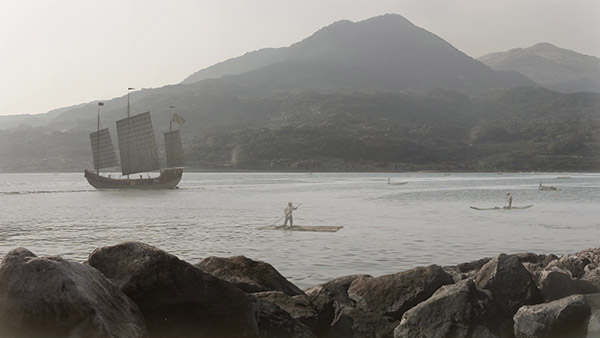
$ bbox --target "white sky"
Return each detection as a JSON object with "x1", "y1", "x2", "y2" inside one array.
[{"x1": 0, "y1": 0, "x2": 598, "y2": 116}]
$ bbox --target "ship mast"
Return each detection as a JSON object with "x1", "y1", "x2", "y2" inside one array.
[
  {"x1": 96, "y1": 103, "x2": 101, "y2": 175},
  {"x1": 127, "y1": 87, "x2": 134, "y2": 118},
  {"x1": 126, "y1": 88, "x2": 134, "y2": 178},
  {"x1": 169, "y1": 105, "x2": 175, "y2": 132}
]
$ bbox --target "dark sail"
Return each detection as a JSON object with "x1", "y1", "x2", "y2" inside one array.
[
  {"x1": 164, "y1": 130, "x2": 184, "y2": 168},
  {"x1": 89, "y1": 128, "x2": 119, "y2": 170},
  {"x1": 116, "y1": 112, "x2": 160, "y2": 175}
]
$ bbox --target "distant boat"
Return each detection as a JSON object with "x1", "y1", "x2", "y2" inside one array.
[
  {"x1": 539, "y1": 183, "x2": 559, "y2": 191},
  {"x1": 470, "y1": 205, "x2": 533, "y2": 211},
  {"x1": 257, "y1": 225, "x2": 344, "y2": 232},
  {"x1": 84, "y1": 92, "x2": 184, "y2": 189},
  {"x1": 388, "y1": 178, "x2": 408, "y2": 185}
]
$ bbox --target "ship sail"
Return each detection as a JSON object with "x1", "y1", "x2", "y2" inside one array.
[
  {"x1": 164, "y1": 130, "x2": 184, "y2": 168},
  {"x1": 116, "y1": 112, "x2": 160, "y2": 175},
  {"x1": 89, "y1": 128, "x2": 119, "y2": 170}
]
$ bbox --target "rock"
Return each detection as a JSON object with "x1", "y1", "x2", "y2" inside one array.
[
  {"x1": 0, "y1": 248, "x2": 147, "y2": 338},
  {"x1": 328, "y1": 307, "x2": 398, "y2": 338},
  {"x1": 582, "y1": 293, "x2": 600, "y2": 337},
  {"x1": 88, "y1": 241, "x2": 258, "y2": 338},
  {"x1": 445, "y1": 257, "x2": 491, "y2": 282},
  {"x1": 535, "y1": 268, "x2": 598, "y2": 302},
  {"x1": 196, "y1": 255, "x2": 304, "y2": 296},
  {"x1": 513, "y1": 294, "x2": 591, "y2": 338},
  {"x1": 547, "y1": 249, "x2": 600, "y2": 279},
  {"x1": 394, "y1": 279, "x2": 512, "y2": 338},
  {"x1": 348, "y1": 265, "x2": 454, "y2": 320},
  {"x1": 305, "y1": 274, "x2": 369, "y2": 336},
  {"x1": 512, "y1": 253, "x2": 558, "y2": 267},
  {"x1": 249, "y1": 295, "x2": 316, "y2": 338},
  {"x1": 254, "y1": 291, "x2": 318, "y2": 331},
  {"x1": 475, "y1": 254, "x2": 542, "y2": 314}
]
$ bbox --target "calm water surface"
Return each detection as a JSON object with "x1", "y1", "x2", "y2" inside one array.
[{"x1": 1, "y1": 172, "x2": 599, "y2": 288}]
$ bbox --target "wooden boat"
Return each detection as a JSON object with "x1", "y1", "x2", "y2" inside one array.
[
  {"x1": 84, "y1": 90, "x2": 185, "y2": 189},
  {"x1": 539, "y1": 183, "x2": 559, "y2": 191},
  {"x1": 257, "y1": 225, "x2": 344, "y2": 232},
  {"x1": 470, "y1": 205, "x2": 533, "y2": 211},
  {"x1": 388, "y1": 178, "x2": 408, "y2": 185},
  {"x1": 84, "y1": 168, "x2": 182, "y2": 189}
]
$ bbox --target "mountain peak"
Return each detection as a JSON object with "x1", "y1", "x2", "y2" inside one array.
[
  {"x1": 478, "y1": 43, "x2": 600, "y2": 93},
  {"x1": 529, "y1": 42, "x2": 558, "y2": 51},
  {"x1": 184, "y1": 13, "x2": 532, "y2": 94}
]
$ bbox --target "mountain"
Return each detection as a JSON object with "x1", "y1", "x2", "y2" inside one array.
[
  {"x1": 478, "y1": 43, "x2": 600, "y2": 93},
  {"x1": 183, "y1": 14, "x2": 533, "y2": 95},
  {"x1": 2, "y1": 14, "x2": 599, "y2": 173}
]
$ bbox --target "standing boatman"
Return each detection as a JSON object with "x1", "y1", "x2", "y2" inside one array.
[
  {"x1": 283, "y1": 202, "x2": 298, "y2": 227},
  {"x1": 505, "y1": 192, "x2": 513, "y2": 209}
]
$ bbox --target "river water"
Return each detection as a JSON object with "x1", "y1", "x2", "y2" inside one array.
[{"x1": 0, "y1": 172, "x2": 599, "y2": 288}]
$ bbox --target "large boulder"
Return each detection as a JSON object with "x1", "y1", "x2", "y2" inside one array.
[
  {"x1": 394, "y1": 279, "x2": 512, "y2": 338},
  {"x1": 475, "y1": 254, "x2": 542, "y2": 314},
  {"x1": 582, "y1": 293, "x2": 600, "y2": 337},
  {"x1": 249, "y1": 295, "x2": 316, "y2": 338},
  {"x1": 328, "y1": 307, "x2": 398, "y2": 338},
  {"x1": 444, "y1": 257, "x2": 492, "y2": 282},
  {"x1": 0, "y1": 248, "x2": 147, "y2": 338},
  {"x1": 512, "y1": 253, "x2": 558, "y2": 268},
  {"x1": 513, "y1": 294, "x2": 591, "y2": 338},
  {"x1": 87, "y1": 242, "x2": 258, "y2": 338},
  {"x1": 305, "y1": 274, "x2": 369, "y2": 337},
  {"x1": 254, "y1": 291, "x2": 318, "y2": 331},
  {"x1": 547, "y1": 248, "x2": 600, "y2": 279},
  {"x1": 196, "y1": 255, "x2": 304, "y2": 296},
  {"x1": 348, "y1": 265, "x2": 454, "y2": 320},
  {"x1": 535, "y1": 268, "x2": 598, "y2": 302}
]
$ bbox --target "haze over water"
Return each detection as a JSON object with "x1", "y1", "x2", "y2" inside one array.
[{"x1": 1, "y1": 172, "x2": 599, "y2": 288}]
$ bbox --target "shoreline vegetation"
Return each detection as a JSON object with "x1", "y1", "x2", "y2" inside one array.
[
  {"x1": 0, "y1": 168, "x2": 599, "y2": 174},
  {"x1": 2, "y1": 242, "x2": 600, "y2": 337}
]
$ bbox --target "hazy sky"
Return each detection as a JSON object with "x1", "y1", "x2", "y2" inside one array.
[{"x1": 1, "y1": 0, "x2": 598, "y2": 116}]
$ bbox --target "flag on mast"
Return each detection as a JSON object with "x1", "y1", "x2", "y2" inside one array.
[
  {"x1": 171, "y1": 113, "x2": 186, "y2": 126},
  {"x1": 98, "y1": 102, "x2": 104, "y2": 106}
]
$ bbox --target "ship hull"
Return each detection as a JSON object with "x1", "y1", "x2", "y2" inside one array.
[{"x1": 84, "y1": 168, "x2": 183, "y2": 189}]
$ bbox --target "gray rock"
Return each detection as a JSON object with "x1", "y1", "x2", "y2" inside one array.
[
  {"x1": 394, "y1": 279, "x2": 511, "y2": 338},
  {"x1": 0, "y1": 248, "x2": 147, "y2": 338},
  {"x1": 535, "y1": 268, "x2": 598, "y2": 302},
  {"x1": 547, "y1": 249, "x2": 600, "y2": 279},
  {"x1": 475, "y1": 254, "x2": 542, "y2": 314},
  {"x1": 328, "y1": 307, "x2": 398, "y2": 338},
  {"x1": 582, "y1": 293, "x2": 600, "y2": 337},
  {"x1": 348, "y1": 265, "x2": 454, "y2": 319},
  {"x1": 305, "y1": 274, "x2": 370, "y2": 336},
  {"x1": 254, "y1": 291, "x2": 318, "y2": 331},
  {"x1": 582, "y1": 266, "x2": 600, "y2": 289},
  {"x1": 249, "y1": 295, "x2": 316, "y2": 338},
  {"x1": 88, "y1": 241, "x2": 258, "y2": 338},
  {"x1": 514, "y1": 294, "x2": 591, "y2": 338},
  {"x1": 445, "y1": 257, "x2": 492, "y2": 282},
  {"x1": 196, "y1": 255, "x2": 304, "y2": 296},
  {"x1": 512, "y1": 253, "x2": 558, "y2": 267}
]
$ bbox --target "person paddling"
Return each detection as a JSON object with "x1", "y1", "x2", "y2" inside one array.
[
  {"x1": 504, "y1": 192, "x2": 513, "y2": 209},
  {"x1": 283, "y1": 202, "x2": 298, "y2": 227}
]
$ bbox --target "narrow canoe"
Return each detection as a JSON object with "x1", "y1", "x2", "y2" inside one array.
[
  {"x1": 470, "y1": 205, "x2": 533, "y2": 211},
  {"x1": 257, "y1": 225, "x2": 344, "y2": 232}
]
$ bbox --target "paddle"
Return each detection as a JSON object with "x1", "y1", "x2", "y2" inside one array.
[{"x1": 269, "y1": 203, "x2": 302, "y2": 226}]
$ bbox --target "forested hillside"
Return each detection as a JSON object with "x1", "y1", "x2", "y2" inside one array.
[{"x1": 1, "y1": 88, "x2": 598, "y2": 173}]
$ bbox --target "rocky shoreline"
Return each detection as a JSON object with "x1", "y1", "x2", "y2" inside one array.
[{"x1": 1, "y1": 242, "x2": 600, "y2": 337}]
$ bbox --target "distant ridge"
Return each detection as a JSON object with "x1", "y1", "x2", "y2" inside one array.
[
  {"x1": 183, "y1": 14, "x2": 533, "y2": 95},
  {"x1": 479, "y1": 43, "x2": 600, "y2": 93}
]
